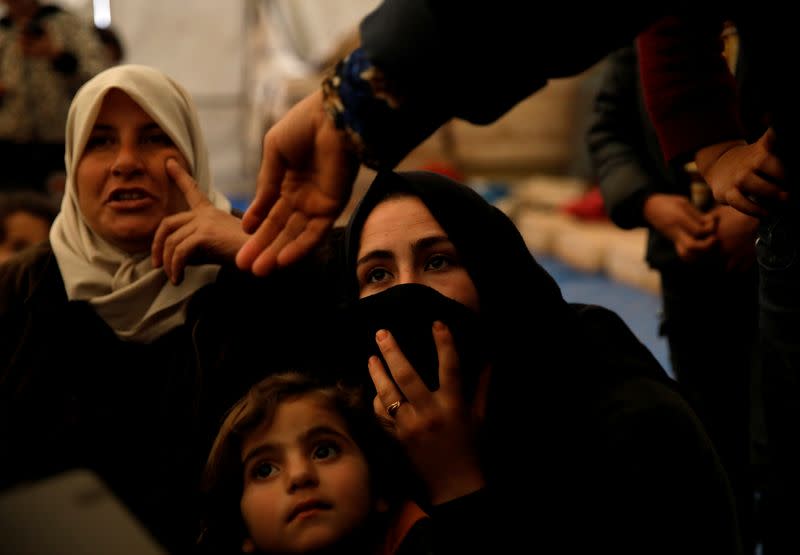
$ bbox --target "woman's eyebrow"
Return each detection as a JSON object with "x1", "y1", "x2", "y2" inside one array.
[
  {"x1": 356, "y1": 249, "x2": 393, "y2": 267},
  {"x1": 411, "y1": 235, "x2": 451, "y2": 253}
]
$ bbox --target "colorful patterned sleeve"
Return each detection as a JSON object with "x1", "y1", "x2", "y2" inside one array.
[{"x1": 321, "y1": 47, "x2": 447, "y2": 171}]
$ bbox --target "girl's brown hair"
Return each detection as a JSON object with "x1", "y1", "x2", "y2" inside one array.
[{"x1": 197, "y1": 370, "x2": 409, "y2": 553}]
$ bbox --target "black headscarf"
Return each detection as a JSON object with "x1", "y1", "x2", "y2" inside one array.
[
  {"x1": 341, "y1": 168, "x2": 676, "y2": 477},
  {"x1": 342, "y1": 170, "x2": 669, "y2": 394}
]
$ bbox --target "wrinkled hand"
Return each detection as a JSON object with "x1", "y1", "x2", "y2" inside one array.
[
  {"x1": 369, "y1": 322, "x2": 488, "y2": 505},
  {"x1": 696, "y1": 128, "x2": 787, "y2": 217},
  {"x1": 709, "y1": 205, "x2": 758, "y2": 272},
  {"x1": 152, "y1": 159, "x2": 249, "y2": 284},
  {"x1": 236, "y1": 90, "x2": 359, "y2": 276},
  {"x1": 643, "y1": 193, "x2": 717, "y2": 262}
]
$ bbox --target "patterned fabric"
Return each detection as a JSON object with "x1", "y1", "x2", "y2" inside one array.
[
  {"x1": 0, "y1": 5, "x2": 110, "y2": 143},
  {"x1": 322, "y1": 47, "x2": 405, "y2": 170}
]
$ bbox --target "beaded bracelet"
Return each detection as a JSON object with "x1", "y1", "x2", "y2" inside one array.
[{"x1": 321, "y1": 47, "x2": 404, "y2": 170}]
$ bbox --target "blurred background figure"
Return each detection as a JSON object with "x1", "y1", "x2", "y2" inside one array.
[
  {"x1": 0, "y1": 0, "x2": 111, "y2": 193},
  {"x1": 587, "y1": 37, "x2": 762, "y2": 554},
  {"x1": 0, "y1": 189, "x2": 57, "y2": 263},
  {"x1": 94, "y1": 24, "x2": 123, "y2": 65}
]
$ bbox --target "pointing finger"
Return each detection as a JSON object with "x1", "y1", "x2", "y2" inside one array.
[{"x1": 166, "y1": 158, "x2": 206, "y2": 208}]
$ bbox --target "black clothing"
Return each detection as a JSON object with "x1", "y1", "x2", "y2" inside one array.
[
  {"x1": 338, "y1": 170, "x2": 743, "y2": 554},
  {"x1": 587, "y1": 44, "x2": 760, "y2": 551},
  {"x1": 0, "y1": 242, "x2": 336, "y2": 554}
]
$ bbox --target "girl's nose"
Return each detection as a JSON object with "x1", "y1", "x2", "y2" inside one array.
[{"x1": 285, "y1": 456, "x2": 318, "y2": 493}]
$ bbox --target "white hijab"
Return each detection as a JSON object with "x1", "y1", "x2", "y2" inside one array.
[{"x1": 49, "y1": 64, "x2": 232, "y2": 343}]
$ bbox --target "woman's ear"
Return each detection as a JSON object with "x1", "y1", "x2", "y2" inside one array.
[{"x1": 242, "y1": 537, "x2": 256, "y2": 553}]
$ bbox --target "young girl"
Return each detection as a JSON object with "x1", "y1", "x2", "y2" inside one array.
[{"x1": 200, "y1": 370, "x2": 490, "y2": 554}]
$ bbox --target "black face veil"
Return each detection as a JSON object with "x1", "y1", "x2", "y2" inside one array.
[{"x1": 339, "y1": 171, "x2": 579, "y2": 397}]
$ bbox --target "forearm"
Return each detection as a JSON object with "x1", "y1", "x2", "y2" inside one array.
[
  {"x1": 589, "y1": 116, "x2": 658, "y2": 229},
  {"x1": 334, "y1": 0, "x2": 655, "y2": 169},
  {"x1": 587, "y1": 46, "x2": 657, "y2": 229},
  {"x1": 694, "y1": 139, "x2": 748, "y2": 182}
]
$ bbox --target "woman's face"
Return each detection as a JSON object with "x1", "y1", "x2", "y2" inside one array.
[
  {"x1": 75, "y1": 89, "x2": 190, "y2": 254},
  {"x1": 355, "y1": 195, "x2": 480, "y2": 311}
]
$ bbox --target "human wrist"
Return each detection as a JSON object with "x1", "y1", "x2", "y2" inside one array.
[
  {"x1": 642, "y1": 193, "x2": 665, "y2": 225},
  {"x1": 321, "y1": 47, "x2": 407, "y2": 170}
]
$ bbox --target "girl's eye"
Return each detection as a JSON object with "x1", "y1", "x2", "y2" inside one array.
[
  {"x1": 425, "y1": 254, "x2": 451, "y2": 271},
  {"x1": 251, "y1": 461, "x2": 277, "y2": 480},
  {"x1": 365, "y1": 267, "x2": 391, "y2": 284},
  {"x1": 312, "y1": 442, "x2": 341, "y2": 461}
]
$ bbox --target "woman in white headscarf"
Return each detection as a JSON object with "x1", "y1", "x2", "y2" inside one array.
[{"x1": 0, "y1": 64, "x2": 336, "y2": 554}]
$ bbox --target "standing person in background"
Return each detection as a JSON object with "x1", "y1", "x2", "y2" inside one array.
[
  {"x1": 637, "y1": 13, "x2": 797, "y2": 554},
  {"x1": 0, "y1": 0, "x2": 111, "y2": 192},
  {"x1": 587, "y1": 40, "x2": 760, "y2": 554}
]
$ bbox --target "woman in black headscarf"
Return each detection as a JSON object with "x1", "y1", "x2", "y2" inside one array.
[{"x1": 339, "y1": 170, "x2": 743, "y2": 554}]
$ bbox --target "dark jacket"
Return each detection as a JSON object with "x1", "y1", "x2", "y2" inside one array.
[
  {"x1": 587, "y1": 44, "x2": 690, "y2": 271},
  {"x1": 0, "y1": 241, "x2": 337, "y2": 554}
]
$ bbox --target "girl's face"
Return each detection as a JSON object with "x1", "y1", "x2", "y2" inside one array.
[
  {"x1": 75, "y1": 89, "x2": 190, "y2": 254},
  {"x1": 356, "y1": 195, "x2": 480, "y2": 312},
  {"x1": 239, "y1": 394, "x2": 374, "y2": 553}
]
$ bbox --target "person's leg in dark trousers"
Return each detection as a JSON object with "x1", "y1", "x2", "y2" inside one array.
[
  {"x1": 756, "y1": 209, "x2": 800, "y2": 555},
  {"x1": 660, "y1": 265, "x2": 759, "y2": 554}
]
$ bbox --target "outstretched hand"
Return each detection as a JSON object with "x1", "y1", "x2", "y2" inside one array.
[
  {"x1": 236, "y1": 90, "x2": 360, "y2": 276},
  {"x1": 151, "y1": 158, "x2": 249, "y2": 284},
  {"x1": 368, "y1": 322, "x2": 489, "y2": 505}
]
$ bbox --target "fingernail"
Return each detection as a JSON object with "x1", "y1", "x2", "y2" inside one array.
[
  {"x1": 375, "y1": 329, "x2": 388, "y2": 342},
  {"x1": 432, "y1": 320, "x2": 445, "y2": 332}
]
